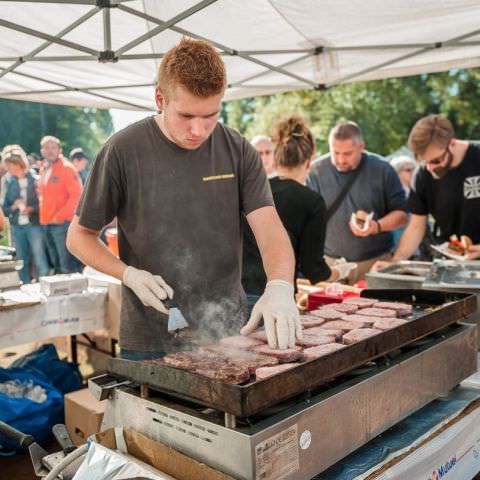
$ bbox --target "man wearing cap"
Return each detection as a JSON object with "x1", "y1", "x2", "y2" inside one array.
[{"x1": 70, "y1": 148, "x2": 90, "y2": 186}]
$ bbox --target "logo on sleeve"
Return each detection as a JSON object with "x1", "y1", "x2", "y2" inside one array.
[{"x1": 464, "y1": 176, "x2": 480, "y2": 199}]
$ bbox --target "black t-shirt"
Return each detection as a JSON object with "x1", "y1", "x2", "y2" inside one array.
[
  {"x1": 242, "y1": 177, "x2": 331, "y2": 295},
  {"x1": 408, "y1": 143, "x2": 480, "y2": 244},
  {"x1": 76, "y1": 117, "x2": 273, "y2": 351}
]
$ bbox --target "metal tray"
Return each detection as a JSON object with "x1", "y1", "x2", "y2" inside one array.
[
  {"x1": 423, "y1": 260, "x2": 480, "y2": 291},
  {"x1": 365, "y1": 261, "x2": 431, "y2": 289},
  {"x1": 107, "y1": 289, "x2": 477, "y2": 417}
]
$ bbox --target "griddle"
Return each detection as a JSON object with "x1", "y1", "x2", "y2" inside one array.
[{"x1": 107, "y1": 289, "x2": 477, "y2": 417}]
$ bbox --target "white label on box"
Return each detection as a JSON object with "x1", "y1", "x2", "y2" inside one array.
[
  {"x1": 299, "y1": 430, "x2": 312, "y2": 450},
  {"x1": 255, "y1": 424, "x2": 299, "y2": 480}
]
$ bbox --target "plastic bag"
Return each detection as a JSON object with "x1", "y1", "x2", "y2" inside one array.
[
  {"x1": 11, "y1": 343, "x2": 82, "y2": 394},
  {"x1": 0, "y1": 367, "x2": 63, "y2": 451},
  {"x1": 73, "y1": 442, "x2": 175, "y2": 480}
]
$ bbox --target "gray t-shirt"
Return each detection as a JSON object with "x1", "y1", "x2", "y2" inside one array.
[
  {"x1": 307, "y1": 152, "x2": 407, "y2": 262},
  {"x1": 77, "y1": 117, "x2": 273, "y2": 351}
]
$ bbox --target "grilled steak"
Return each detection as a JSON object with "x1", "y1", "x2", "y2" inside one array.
[
  {"x1": 301, "y1": 315, "x2": 326, "y2": 328},
  {"x1": 252, "y1": 345, "x2": 304, "y2": 363},
  {"x1": 374, "y1": 301, "x2": 413, "y2": 317},
  {"x1": 220, "y1": 335, "x2": 265, "y2": 350},
  {"x1": 297, "y1": 332, "x2": 336, "y2": 347},
  {"x1": 323, "y1": 303, "x2": 359, "y2": 314},
  {"x1": 255, "y1": 363, "x2": 298, "y2": 380},
  {"x1": 343, "y1": 328, "x2": 382, "y2": 345},
  {"x1": 195, "y1": 364, "x2": 251, "y2": 384},
  {"x1": 303, "y1": 343, "x2": 346, "y2": 361},
  {"x1": 344, "y1": 297, "x2": 378, "y2": 308},
  {"x1": 355, "y1": 307, "x2": 397, "y2": 318},
  {"x1": 162, "y1": 352, "x2": 200, "y2": 370},
  {"x1": 373, "y1": 317, "x2": 408, "y2": 330},
  {"x1": 310, "y1": 309, "x2": 344, "y2": 320},
  {"x1": 322, "y1": 319, "x2": 366, "y2": 332},
  {"x1": 191, "y1": 345, "x2": 279, "y2": 375}
]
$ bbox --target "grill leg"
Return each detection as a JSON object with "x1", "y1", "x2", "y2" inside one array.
[{"x1": 224, "y1": 412, "x2": 236, "y2": 429}]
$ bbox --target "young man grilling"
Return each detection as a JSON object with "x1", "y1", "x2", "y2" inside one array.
[{"x1": 67, "y1": 38, "x2": 300, "y2": 359}]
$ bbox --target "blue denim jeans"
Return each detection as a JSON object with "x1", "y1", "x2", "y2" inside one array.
[
  {"x1": 45, "y1": 222, "x2": 81, "y2": 274},
  {"x1": 12, "y1": 224, "x2": 50, "y2": 283},
  {"x1": 120, "y1": 349, "x2": 166, "y2": 361}
]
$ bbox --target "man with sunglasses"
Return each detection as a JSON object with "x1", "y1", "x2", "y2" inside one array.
[{"x1": 377, "y1": 114, "x2": 480, "y2": 264}]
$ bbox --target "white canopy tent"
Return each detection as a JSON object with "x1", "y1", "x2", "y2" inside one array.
[{"x1": 1, "y1": 0, "x2": 480, "y2": 111}]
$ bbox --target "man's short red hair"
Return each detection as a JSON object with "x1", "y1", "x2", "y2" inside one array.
[{"x1": 157, "y1": 37, "x2": 226, "y2": 99}]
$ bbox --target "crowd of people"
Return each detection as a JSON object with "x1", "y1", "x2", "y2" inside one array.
[
  {"x1": 245, "y1": 114, "x2": 480, "y2": 297},
  {"x1": 0, "y1": 139, "x2": 90, "y2": 284},
  {"x1": 1, "y1": 37, "x2": 478, "y2": 356}
]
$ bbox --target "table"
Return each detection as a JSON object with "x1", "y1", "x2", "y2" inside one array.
[{"x1": 0, "y1": 286, "x2": 107, "y2": 362}]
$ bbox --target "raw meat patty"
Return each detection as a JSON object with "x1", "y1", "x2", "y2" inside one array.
[
  {"x1": 300, "y1": 315, "x2": 326, "y2": 328},
  {"x1": 219, "y1": 335, "x2": 264, "y2": 350},
  {"x1": 255, "y1": 363, "x2": 298, "y2": 380},
  {"x1": 343, "y1": 328, "x2": 382, "y2": 345},
  {"x1": 252, "y1": 345, "x2": 304, "y2": 363},
  {"x1": 340, "y1": 313, "x2": 393, "y2": 326},
  {"x1": 296, "y1": 332, "x2": 336, "y2": 347},
  {"x1": 249, "y1": 330, "x2": 268, "y2": 342},
  {"x1": 373, "y1": 318, "x2": 408, "y2": 330},
  {"x1": 344, "y1": 297, "x2": 378, "y2": 308},
  {"x1": 374, "y1": 301, "x2": 413, "y2": 317},
  {"x1": 303, "y1": 343, "x2": 346, "y2": 361},
  {"x1": 323, "y1": 303, "x2": 359, "y2": 314},
  {"x1": 355, "y1": 307, "x2": 397, "y2": 318},
  {"x1": 310, "y1": 309, "x2": 344, "y2": 320},
  {"x1": 306, "y1": 326, "x2": 343, "y2": 337},
  {"x1": 322, "y1": 319, "x2": 366, "y2": 332}
]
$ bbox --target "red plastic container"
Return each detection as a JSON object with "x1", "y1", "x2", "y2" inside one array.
[{"x1": 307, "y1": 290, "x2": 360, "y2": 311}]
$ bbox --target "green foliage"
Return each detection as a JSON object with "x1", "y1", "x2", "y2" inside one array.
[
  {"x1": 0, "y1": 99, "x2": 113, "y2": 159},
  {"x1": 223, "y1": 69, "x2": 480, "y2": 156}
]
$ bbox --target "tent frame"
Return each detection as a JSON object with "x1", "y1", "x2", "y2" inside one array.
[{"x1": 1, "y1": 0, "x2": 480, "y2": 109}]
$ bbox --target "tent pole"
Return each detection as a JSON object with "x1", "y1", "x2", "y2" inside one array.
[
  {"x1": 326, "y1": 27, "x2": 480, "y2": 87},
  {"x1": 0, "y1": 18, "x2": 98, "y2": 55},
  {"x1": 117, "y1": 4, "x2": 318, "y2": 87},
  {"x1": 0, "y1": 6, "x2": 99, "y2": 80},
  {"x1": 115, "y1": 0, "x2": 218, "y2": 56}
]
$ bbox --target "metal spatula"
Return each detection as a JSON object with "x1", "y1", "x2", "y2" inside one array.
[{"x1": 164, "y1": 298, "x2": 189, "y2": 331}]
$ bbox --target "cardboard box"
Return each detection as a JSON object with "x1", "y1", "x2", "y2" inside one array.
[
  {"x1": 92, "y1": 428, "x2": 235, "y2": 480},
  {"x1": 65, "y1": 388, "x2": 106, "y2": 446},
  {"x1": 40, "y1": 273, "x2": 88, "y2": 296}
]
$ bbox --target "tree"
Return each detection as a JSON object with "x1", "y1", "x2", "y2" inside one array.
[
  {"x1": 0, "y1": 99, "x2": 113, "y2": 159},
  {"x1": 223, "y1": 69, "x2": 480, "y2": 156}
]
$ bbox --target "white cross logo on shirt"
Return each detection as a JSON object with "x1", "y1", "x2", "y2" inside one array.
[{"x1": 464, "y1": 176, "x2": 480, "y2": 199}]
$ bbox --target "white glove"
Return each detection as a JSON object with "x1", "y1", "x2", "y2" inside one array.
[
  {"x1": 240, "y1": 280, "x2": 302, "y2": 350},
  {"x1": 332, "y1": 262, "x2": 357, "y2": 280},
  {"x1": 122, "y1": 266, "x2": 174, "y2": 314}
]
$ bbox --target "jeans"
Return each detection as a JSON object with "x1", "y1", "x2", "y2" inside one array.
[
  {"x1": 12, "y1": 224, "x2": 50, "y2": 283},
  {"x1": 120, "y1": 349, "x2": 166, "y2": 361},
  {"x1": 45, "y1": 222, "x2": 81, "y2": 274}
]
